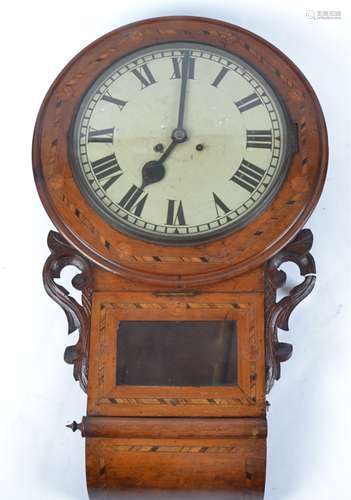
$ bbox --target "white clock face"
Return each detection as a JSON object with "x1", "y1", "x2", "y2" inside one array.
[{"x1": 70, "y1": 42, "x2": 293, "y2": 244}]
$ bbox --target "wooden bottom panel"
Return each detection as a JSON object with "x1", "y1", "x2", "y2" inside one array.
[
  {"x1": 86, "y1": 418, "x2": 266, "y2": 499},
  {"x1": 88, "y1": 488, "x2": 264, "y2": 499}
]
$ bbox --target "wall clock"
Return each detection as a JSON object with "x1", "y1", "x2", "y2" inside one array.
[{"x1": 33, "y1": 16, "x2": 328, "y2": 499}]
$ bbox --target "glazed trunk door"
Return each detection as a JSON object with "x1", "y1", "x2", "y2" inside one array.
[{"x1": 87, "y1": 291, "x2": 265, "y2": 417}]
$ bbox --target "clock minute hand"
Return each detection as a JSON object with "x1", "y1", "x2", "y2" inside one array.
[{"x1": 176, "y1": 50, "x2": 190, "y2": 134}]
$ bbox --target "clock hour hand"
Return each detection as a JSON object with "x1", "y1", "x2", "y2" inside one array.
[
  {"x1": 140, "y1": 129, "x2": 187, "y2": 189},
  {"x1": 140, "y1": 160, "x2": 166, "y2": 190},
  {"x1": 140, "y1": 138, "x2": 176, "y2": 189}
]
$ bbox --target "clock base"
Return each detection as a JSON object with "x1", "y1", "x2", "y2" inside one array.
[
  {"x1": 84, "y1": 417, "x2": 266, "y2": 499},
  {"x1": 88, "y1": 489, "x2": 264, "y2": 499}
]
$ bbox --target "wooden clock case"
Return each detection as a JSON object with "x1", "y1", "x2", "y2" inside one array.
[{"x1": 33, "y1": 16, "x2": 328, "y2": 499}]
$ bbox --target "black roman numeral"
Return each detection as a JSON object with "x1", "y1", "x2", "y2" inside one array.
[
  {"x1": 91, "y1": 154, "x2": 123, "y2": 190},
  {"x1": 88, "y1": 128, "x2": 114, "y2": 143},
  {"x1": 166, "y1": 200, "x2": 186, "y2": 225},
  {"x1": 246, "y1": 130, "x2": 272, "y2": 149},
  {"x1": 132, "y1": 64, "x2": 157, "y2": 89},
  {"x1": 211, "y1": 67, "x2": 229, "y2": 88},
  {"x1": 170, "y1": 56, "x2": 195, "y2": 80},
  {"x1": 102, "y1": 92, "x2": 127, "y2": 110},
  {"x1": 231, "y1": 159, "x2": 265, "y2": 193},
  {"x1": 119, "y1": 185, "x2": 148, "y2": 217},
  {"x1": 213, "y1": 192, "x2": 230, "y2": 217},
  {"x1": 234, "y1": 93, "x2": 262, "y2": 113}
]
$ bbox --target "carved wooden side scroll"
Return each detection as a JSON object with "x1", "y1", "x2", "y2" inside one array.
[
  {"x1": 43, "y1": 231, "x2": 93, "y2": 393},
  {"x1": 265, "y1": 229, "x2": 316, "y2": 392}
]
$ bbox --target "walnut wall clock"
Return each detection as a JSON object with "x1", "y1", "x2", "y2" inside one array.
[{"x1": 33, "y1": 16, "x2": 328, "y2": 499}]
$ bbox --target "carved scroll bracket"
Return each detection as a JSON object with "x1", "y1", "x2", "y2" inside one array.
[
  {"x1": 265, "y1": 229, "x2": 316, "y2": 393},
  {"x1": 43, "y1": 231, "x2": 93, "y2": 393}
]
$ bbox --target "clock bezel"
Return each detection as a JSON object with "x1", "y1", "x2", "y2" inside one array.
[
  {"x1": 33, "y1": 16, "x2": 328, "y2": 286},
  {"x1": 68, "y1": 41, "x2": 297, "y2": 246}
]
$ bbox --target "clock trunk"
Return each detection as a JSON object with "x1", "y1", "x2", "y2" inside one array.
[{"x1": 85, "y1": 266, "x2": 266, "y2": 497}]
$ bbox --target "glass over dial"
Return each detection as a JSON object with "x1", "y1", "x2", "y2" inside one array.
[{"x1": 70, "y1": 42, "x2": 293, "y2": 244}]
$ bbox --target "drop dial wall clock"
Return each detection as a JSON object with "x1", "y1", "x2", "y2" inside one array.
[{"x1": 33, "y1": 16, "x2": 328, "y2": 499}]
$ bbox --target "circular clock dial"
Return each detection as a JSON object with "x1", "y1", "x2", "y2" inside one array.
[{"x1": 70, "y1": 42, "x2": 293, "y2": 244}]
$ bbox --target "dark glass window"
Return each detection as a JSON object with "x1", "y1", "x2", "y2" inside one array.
[{"x1": 116, "y1": 320, "x2": 237, "y2": 386}]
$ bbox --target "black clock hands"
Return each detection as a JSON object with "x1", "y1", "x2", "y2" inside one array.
[
  {"x1": 140, "y1": 129, "x2": 187, "y2": 189},
  {"x1": 140, "y1": 139, "x2": 177, "y2": 189},
  {"x1": 176, "y1": 50, "x2": 190, "y2": 135},
  {"x1": 140, "y1": 51, "x2": 190, "y2": 189}
]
